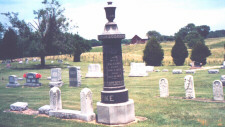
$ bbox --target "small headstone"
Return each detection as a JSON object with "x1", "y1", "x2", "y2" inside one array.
[
  {"x1": 51, "y1": 61, "x2": 54, "y2": 64},
  {"x1": 221, "y1": 61, "x2": 225, "y2": 69},
  {"x1": 49, "y1": 87, "x2": 62, "y2": 111},
  {"x1": 58, "y1": 60, "x2": 63, "y2": 64},
  {"x1": 155, "y1": 69, "x2": 160, "y2": 72},
  {"x1": 25, "y1": 59, "x2": 29, "y2": 64},
  {"x1": 85, "y1": 64, "x2": 103, "y2": 78},
  {"x1": 172, "y1": 69, "x2": 182, "y2": 74},
  {"x1": 49, "y1": 68, "x2": 63, "y2": 87},
  {"x1": 129, "y1": 62, "x2": 148, "y2": 77},
  {"x1": 220, "y1": 75, "x2": 225, "y2": 86},
  {"x1": 162, "y1": 69, "x2": 168, "y2": 72},
  {"x1": 64, "y1": 62, "x2": 69, "y2": 65},
  {"x1": 18, "y1": 61, "x2": 23, "y2": 64},
  {"x1": 33, "y1": 58, "x2": 37, "y2": 62},
  {"x1": 185, "y1": 70, "x2": 196, "y2": 74},
  {"x1": 10, "y1": 102, "x2": 28, "y2": 111},
  {"x1": 24, "y1": 72, "x2": 42, "y2": 87},
  {"x1": 184, "y1": 75, "x2": 195, "y2": 99},
  {"x1": 47, "y1": 77, "x2": 51, "y2": 80},
  {"x1": 6, "y1": 75, "x2": 20, "y2": 87},
  {"x1": 213, "y1": 80, "x2": 224, "y2": 101},
  {"x1": 159, "y1": 78, "x2": 169, "y2": 97},
  {"x1": 208, "y1": 69, "x2": 219, "y2": 74},
  {"x1": 69, "y1": 66, "x2": 81, "y2": 87},
  {"x1": 146, "y1": 66, "x2": 154, "y2": 72}
]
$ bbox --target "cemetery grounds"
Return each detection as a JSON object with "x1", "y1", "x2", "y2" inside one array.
[{"x1": 0, "y1": 37, "x2": 224, "y2": 127}]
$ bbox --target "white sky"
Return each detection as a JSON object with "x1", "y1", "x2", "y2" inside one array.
[{"x1": 0, "y1": 0, "x2": 225, "y2": 39}]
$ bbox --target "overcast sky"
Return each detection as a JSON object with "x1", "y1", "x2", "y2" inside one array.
[{"x1": 0, "y1": 0, "x2": 225, "y2": 39}]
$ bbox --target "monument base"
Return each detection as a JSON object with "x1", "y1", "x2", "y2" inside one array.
[
  {"x1": 6, "y1": 83, "x2": 20, "y2": 87},
  {"x1": 49, "y1": 81, "x2": 63, "y2": 87},
  {"x1": 24, "y1": 83, "x2": 42, "y2": 87},
  {"x1": 221, "y1": 66, "x2": 225, "y2": 69},
  {"x1": 97, "y1": 99, "x2": 135, "y2": 125},
  {"x1": 38, "y1": 105, "x2": 51, "y2": 115},
  {"x1": 49, "y1": 109, "x2": 95, "y2": 122}
]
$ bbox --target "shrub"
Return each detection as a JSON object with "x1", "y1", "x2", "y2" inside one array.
[
  {"x1": 143, "y1": 37, "x2": 164, "y2": 66},
  {"x1": 171, "y1": 36, "x2": 188, "y2": 66},
  {"x1": 190, "y1": 42, "x2": 211, "y2": 65}
]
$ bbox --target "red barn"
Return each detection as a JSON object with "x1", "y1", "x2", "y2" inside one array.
[{"x1": 130, "y1": 35, "x2": 148, "y2": 44}]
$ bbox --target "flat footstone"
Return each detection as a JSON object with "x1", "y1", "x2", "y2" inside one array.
[
  {"x1": 38, "y1": 105, "x2": 51, "y2": 115},
  {"x1": 10, "y1": 102, "x2": 28, "y2": 111}
]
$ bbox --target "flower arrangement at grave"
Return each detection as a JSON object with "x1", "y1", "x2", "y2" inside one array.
[
  {"x1": 23, "y1": 73, "x2": 27, "y2": 78},
  {"x1": 23, "y1": 73, "x2": 42, "y2": 79},
  {"x1": 35, "y1": 73, "x2": 42, "y2": 79}
]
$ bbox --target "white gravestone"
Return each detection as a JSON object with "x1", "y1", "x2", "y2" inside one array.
[
  {"x1": 49, "y1": 68, "x2": 63, "y2": 87},
  {"x1": 69, "y1": 66, "x2": 81, "y2": 87},
  {"x1": 146, "y1": 66, "x2": 154, "y2": 72},
  {"x1": 184, "y1": 75, "x2": 195, "y2": 99},
  {"x1": 221, "y1": 61, "x2": 225, "y2": 69},
  {"x1": 159, "y1": 78, "x2": 169, "y2": 97},
  {"x1": 80, "y1": 88, "x2": 96, "y2": 121},
  {"x1": 173, "y1": 69, "x2": 182, "y2": 74},
  {"x1": 220, "y1": 75, "x2": 225, "y2": 86},
  {"x1": 208, "y1": 69, "x2": 219, "y2": 74},
  {"x1": 85, "y1": 64, "x2": 103, "y2": 78},
  {"x1": 48, "y1": 88, "x2": 96, "y2": 122},
  {"x1": 129, "y1": 62, "x2": 148, "y2": 77},
  {"x1": 155, "y1": 69, "x2": 160, "y2": 72},
  {"x1": 213, "y1": 80, "x2": 224, "y2": 101},
  {"x1": 6, "y1": 75, "x2": 20, "y2": 87},
  {"x1": 49, "y1": 87, "x2": 62, "y2": 111}
]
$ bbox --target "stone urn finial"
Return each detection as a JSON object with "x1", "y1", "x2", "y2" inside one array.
[{"x1": 104, "y1": 1, "x2": 116, "y2": 22}]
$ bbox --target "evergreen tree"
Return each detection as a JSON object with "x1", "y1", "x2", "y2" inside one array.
[
  {"x1": 0, "y1": 28, "x2": 18, "y2": 60},
  {"x1": 143, "y1": 37, "x2": 164, "y2": 66},
  {"x1": 171, "y1": 36, "x2": 188, "y2": 66},
  {"x1": 190, "y1": 42, "x2": 211, "y2": 65}
]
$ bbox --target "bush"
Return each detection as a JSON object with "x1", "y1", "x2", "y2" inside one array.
[
  {"x1": 143, "y1": 37, "x2": 164, "y2": 66},
  {"x1": 171, "y1": 36, "x2": 188, "y2": 66},
  {"x1": 190, "y1": 42, "x2": 211, "y2": 65}
]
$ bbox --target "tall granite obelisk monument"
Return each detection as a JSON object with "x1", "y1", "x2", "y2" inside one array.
[{"x1": 97, "y1": 1, "x2": 135, "y2": 125}]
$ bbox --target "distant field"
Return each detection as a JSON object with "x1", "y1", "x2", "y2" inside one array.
[{"x1": 82, "y1": 37, "x2": 224, "y2": 66}]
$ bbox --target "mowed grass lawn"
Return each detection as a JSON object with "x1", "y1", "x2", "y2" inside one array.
[{"x1": 0, "y1": 61, "x2": 224, "y2": 127}]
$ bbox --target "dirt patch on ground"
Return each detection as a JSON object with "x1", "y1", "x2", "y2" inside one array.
[{"x1": 3, "y1": 109, "x2": 147, "y2": 126}]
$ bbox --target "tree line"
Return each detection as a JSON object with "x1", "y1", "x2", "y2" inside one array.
[
  {"x1": 0, "y1": 0, "x2": 91, "y2": 66},
  {"x1": 143, "y1": 23, "x2": 212, "y2": 66}
]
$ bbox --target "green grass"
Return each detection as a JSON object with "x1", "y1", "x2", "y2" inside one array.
[{"x1": 0, "y1": 61, "x2": 224, "y2": 127}]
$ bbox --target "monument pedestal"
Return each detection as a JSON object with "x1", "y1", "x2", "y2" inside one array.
[
  {"x1": 6, "y1": 83, "x2": 20, "y2": 87},
  {"x1": 24, "y1": 83, "x2": 42, "y2": 87},
  {"x1": 97, "y1": 99, "x2": 135, "y2": 125}
]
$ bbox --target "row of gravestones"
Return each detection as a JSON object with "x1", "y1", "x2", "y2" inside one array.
[
  {"x1": 10, "y1": 87, "x2": 95, "y2": 122},
  {"x1": 6, "y1": 67, "x2": 82, "y2": 88},
  {"x1": 159, "y1": 75, "x2": 224, "y2": 101},
  {"x1": 6, "y1": 63, "x2": 225, "y2": 88}
]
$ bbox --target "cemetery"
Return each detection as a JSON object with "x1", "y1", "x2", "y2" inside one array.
[{"x1": 0, "y1": 1, "x2": 225, "y2": 127}]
